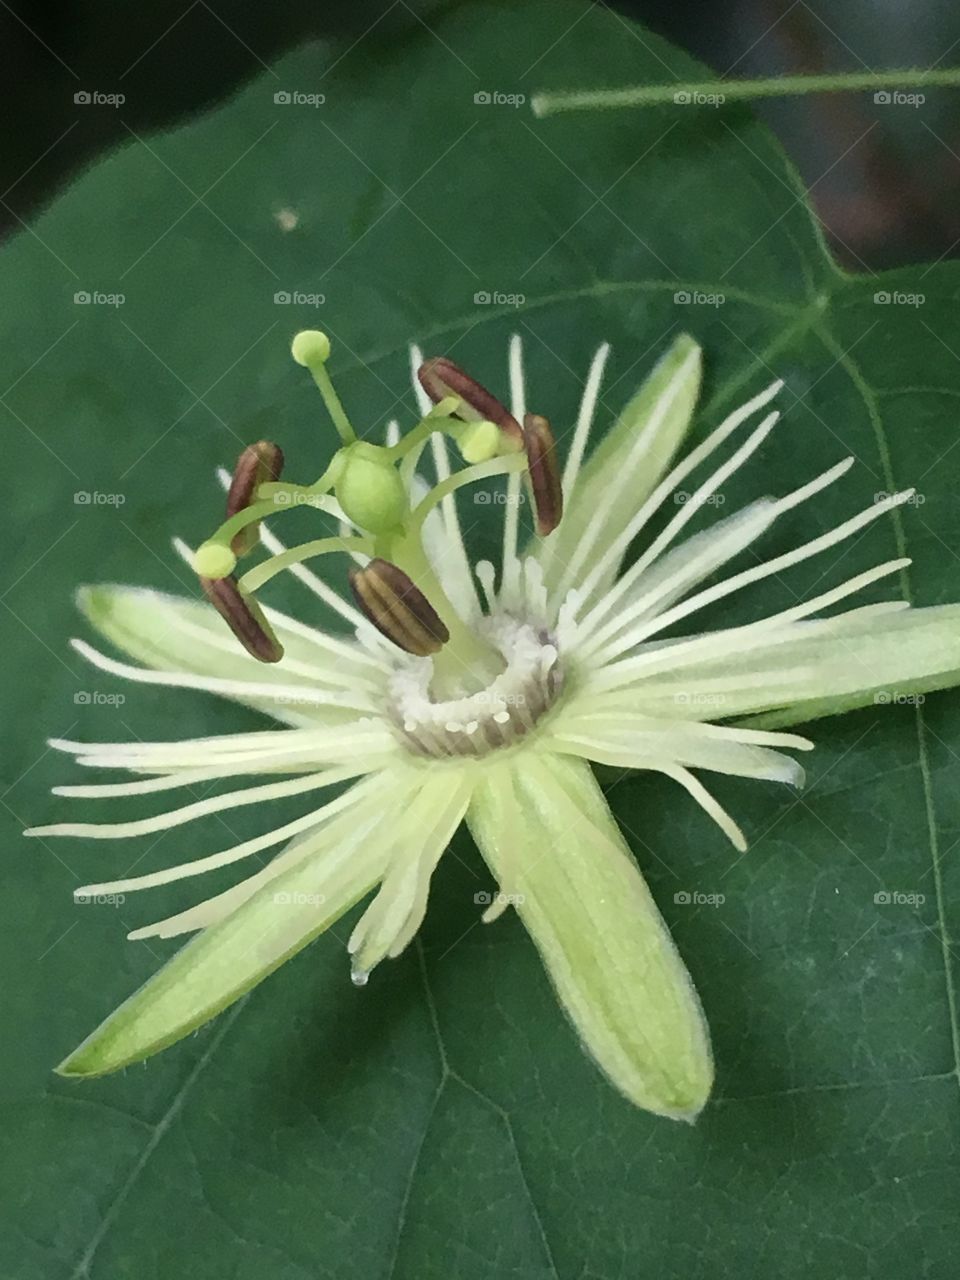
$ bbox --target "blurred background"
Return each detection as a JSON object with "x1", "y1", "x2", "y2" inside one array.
[{"x1": 2, "y1": 0, "x2": 959, "y2": 269}]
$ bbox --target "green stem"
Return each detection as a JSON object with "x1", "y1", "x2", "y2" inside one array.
[
  {"x1": 206, "y1": 474, "x2": 337, "y2": 548},
  {"x1": 385, "y1": 413, "x2": 461, "y2": 463},
  {"x1": 411, "y1": 456, "x2": 527, "y2": 531},
  {"x1": 532, "y1": 67, "x2": 960, "y2": 118},
  {"x1": 238, "y1": 535, "x2": 371, "y2": 594},
  {"x1": 309, "y1": 362, "x2": 356, "y2": 444},
  {"x1": 210, "y1": 496, "x2": 294, "y2": 547}
]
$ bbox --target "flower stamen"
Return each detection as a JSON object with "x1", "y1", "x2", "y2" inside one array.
[
  {"x1": 417, "y1": 356, "x2": 525, "y2": 449},
  {"x1": 225, "y1": 441, "x2": 284, "y2": 556},
  {"x1": 200, "y1": 575, "x2": 284, "y2": 663},
  {"x1": 523, "y1": 412, "x2": 563, "y2": 535},
  {"x1": 349, "y1": 557, "x2": 450, "y2": 656}
]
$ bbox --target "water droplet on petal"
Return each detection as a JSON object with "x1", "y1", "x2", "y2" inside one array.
[{"x1": 351, "y1": 968, "x2": 369, "y2": 988}]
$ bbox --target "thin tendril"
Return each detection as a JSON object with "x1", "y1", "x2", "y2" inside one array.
[{"x1": 532, "y1": 67, "x2": 960, "y2": 117}]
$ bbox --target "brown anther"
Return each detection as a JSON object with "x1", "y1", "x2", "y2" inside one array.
[
  {"x1": 348, "y1": 558, "x2": 449, "y2": 656},
  {"x1": 523, "y1": 413, "x2": 563, "y2": 536},
  {"x1": 417, "y1": 357, "x2": 523, "y2": 447},
  {"x1": 201, "y1": 575, "x2": 284, "y2": 663},
  {"x1": 226, "y1": 441, "x2": 284, "y2": 556}
]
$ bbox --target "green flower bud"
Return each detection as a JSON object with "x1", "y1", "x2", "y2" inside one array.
[{"x1": 335, "y1": 445, "x2": 407, "y2": 534}]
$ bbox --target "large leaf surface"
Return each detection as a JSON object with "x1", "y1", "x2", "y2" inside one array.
[{"x1": 3, "y1": 2, "x2": 960, "y2": 1276}]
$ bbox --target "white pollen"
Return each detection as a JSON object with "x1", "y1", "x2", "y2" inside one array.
[{"x1": 493, "y1": 710, "x2": 510, "y2": 724}]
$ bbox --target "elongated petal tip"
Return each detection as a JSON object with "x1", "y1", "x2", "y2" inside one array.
[
  {"x1": 55, "y1": 1053, "x2": 95, "y2": 1079},
  {"x1": 468, "y1": 756, "x2": 714, "y2": 1123},
  {"x1": 200, "y1": 575, "x2": 284, "y2": 663},
  {"x1": 348, "y1": 558, "x2": 449, "y2": 656},
  {"x1": 417, "y1": 356, "x2": 524, "y2": 446},
  {"x1": 523, "y1": 412, "x2": 563, "y2": 535}
]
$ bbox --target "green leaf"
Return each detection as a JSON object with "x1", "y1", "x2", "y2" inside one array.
[{"x1": 3, "y1": 2, "x2": 960, "y2": 1276}]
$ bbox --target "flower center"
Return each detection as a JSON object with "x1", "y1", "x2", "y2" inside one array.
[
  {"x1": 387, "y1": 616, "x2": 563, "y2": 757},
  {"x1": 190, "y1": 333, "x2": 564, "y2": 678}
]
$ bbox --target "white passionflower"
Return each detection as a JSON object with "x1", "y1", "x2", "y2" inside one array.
[{"x1": 29, "y1": 330, "x2": 960, "y2": 1123}]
